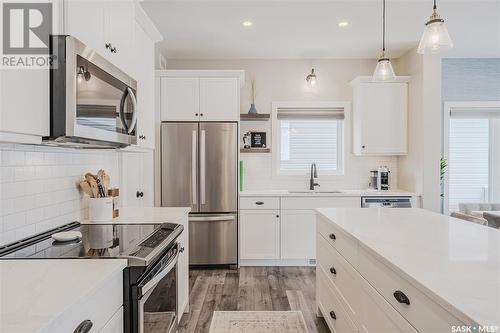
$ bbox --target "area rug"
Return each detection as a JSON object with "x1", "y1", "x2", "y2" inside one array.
[{"x1": 209, "y1": 311, "x2": 309, "y2": 333}]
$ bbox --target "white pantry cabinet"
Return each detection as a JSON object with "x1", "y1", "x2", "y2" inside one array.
[
  {"x1": 350, "y1": 76, "x2": 410, "y2": 156},
  {"x1": 64, "y1": 0, "x2": 135, "y2": 71},
  {"x1": 240, "y1": 210, "x2": 280, "y2": 259},
  {"x1": 159, "y1": 71, "x2": 244, "y2": 122}
]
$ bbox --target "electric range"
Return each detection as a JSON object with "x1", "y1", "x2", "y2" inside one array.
[{"x1": 0, "y1": 221, "x2": 184, "y2": 333}]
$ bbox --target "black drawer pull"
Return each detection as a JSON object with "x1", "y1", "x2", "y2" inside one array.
[
  {"x1": 329, "y1": 233, "x2": 336, "y2": 240},
  {"x1": 330, "y1": 266, "x2": 337, "y2": 275},
  {"x1": 329, "y1": 310, "x2": 336, "y2": 320},
  {"x1": 255, "y1": 201, "x2": 264, "y2": 205},
  {"x1": 74, "y1": 320, "x2": 93, "y2": 333},
  {"x1": 393, "y1": 290, "x2": 410, "y2": 305}
]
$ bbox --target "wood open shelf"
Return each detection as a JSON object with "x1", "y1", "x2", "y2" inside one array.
[
  {"x1": 240, "y1": 148, "x2": 271, "y2": 153},
  {"x1": 240, "y1": 113, "x2": 271, "y2": 121}
]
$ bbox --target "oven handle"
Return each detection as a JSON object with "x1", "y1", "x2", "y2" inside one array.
[{"x1": 139, "y1": 248, "x2": 179, "y2": 296}]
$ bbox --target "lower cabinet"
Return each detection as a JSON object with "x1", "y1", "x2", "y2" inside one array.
[
  {"x1": 281, "y1": 210, "x2": 316, "y2": 259},
  {"x1": 177, "y1": 214, "x2": 190, "y2": 318},
  {"x1": 240, "y1": 210, "x2": 280, "y2": 259}
]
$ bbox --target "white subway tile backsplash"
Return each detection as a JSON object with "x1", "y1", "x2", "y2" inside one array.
[{"x1": 0, "y1": 144, "x2": 119, "y2": 246}]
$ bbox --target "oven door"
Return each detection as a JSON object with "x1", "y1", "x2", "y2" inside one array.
[{"x1": 137, "y1": 243, "x2": 179, "y2": 333}]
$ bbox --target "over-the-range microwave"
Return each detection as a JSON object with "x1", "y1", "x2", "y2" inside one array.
[{"x1": 45, "y1": 35, "x2": 137, "y2": 148}]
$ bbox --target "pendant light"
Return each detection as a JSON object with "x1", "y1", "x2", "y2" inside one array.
[
  {"x1": 417, "y1": 0, "x2": 453, "y2": 54},
  {"x1": 372, "y1": 0, "x2": 396, "y2": 82}
]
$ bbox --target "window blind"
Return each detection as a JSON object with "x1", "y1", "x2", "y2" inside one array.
[
  {"x1": 450, "y1": 108, "x2": 500, "y2": 119},
  {"x1": 448, "y1": 118, "x2": 489, "y2": 212},
  {"x1": 276, "y1": 106, "x2": 345, "y2": 120}
]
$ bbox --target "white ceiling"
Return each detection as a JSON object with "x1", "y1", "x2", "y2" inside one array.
[{"x1": 141, "y1": 0, "x2": 500, "y2": 60}]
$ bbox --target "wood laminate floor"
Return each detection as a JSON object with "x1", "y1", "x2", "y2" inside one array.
[{"x1": 178, "y1": 267, "x2": 329, "y2": 333}]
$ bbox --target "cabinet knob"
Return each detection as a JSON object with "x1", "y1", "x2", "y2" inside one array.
[
  {"x1": 276, "y1": 215, "x2": 280, "y2": 218},
  {"x1": 74, "y1": 320, "x2": 93, "y2": 333},
  {"x1": 200, "y1": 113, "x2": 204, "y2": 116},
  {"x1": 195, "y1": 113, "x2": 199, "y2": 116},
  {"x1": 362, "y1": 145, "x2": 366, "y2": 149},
  {"x1": 139, "y1": 135, "x2": 146, "y2": 140},
  {"x1": 393, "y1": 290, "x2": 410, "y2": 305},
  {"x1": 255, "y1": 201, "x2": 264, "y2": 205},
  {"x1": 329, "y1": 311, "x2": 336, "y2": 320},
  {"x1": 330, "y1": 266, "x2": 337, "y2": 275},
  {"x1": 136, "y1": 191, "x2": 144, "y2": 198},
  {"x1": 105, "y1": 42, "x2": 111, "y2": 49},
  {"x1": 180, "y1": 247, "x2": 185, "y2": 253},
  {"x1": 329, "y1": 233, "x2": 336, "y2": 240},
  {"x1": 111, "y1": 47, "x2": 117, "y2": 53}
]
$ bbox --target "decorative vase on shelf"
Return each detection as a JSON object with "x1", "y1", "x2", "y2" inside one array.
[{"x1": 248, "y1": 103, "x2": 257, "y2": 114}]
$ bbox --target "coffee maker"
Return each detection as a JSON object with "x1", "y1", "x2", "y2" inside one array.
[{"x1": 369, "y1": 166, "x2": 390, "y2": 191}]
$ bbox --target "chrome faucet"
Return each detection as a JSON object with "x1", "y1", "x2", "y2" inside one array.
[{"x1": 309, "y1": 163, "x2": 320, "y2": 190}]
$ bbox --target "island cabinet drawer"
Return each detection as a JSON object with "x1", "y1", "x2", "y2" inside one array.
[
  {"x1": 357, "y1": 248, "x2": 465, "y2": 333},
  {"x1": 317, "y1": 215, "x2": 358, "y2": 266},
  {"x1": 317, "y1": 235, "x2": 362, "y2": 324},
  {"x1": 240, "y1": 197, "x2": 280, "y2": 210},
  {"x1": 47, "y1": 270, "x2": 123, "y2": 333},
  {"x1": 317, "y1": 268, "x2": 358, "y2": 333}
]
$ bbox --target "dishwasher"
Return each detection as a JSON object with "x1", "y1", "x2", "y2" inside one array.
[{"x1": 361, "y1": 197, "x2": 412, "y2": 208}]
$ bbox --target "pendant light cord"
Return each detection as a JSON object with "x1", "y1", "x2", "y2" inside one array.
[
  {"x1": 382, "y1": 0, "x2": 386, "y2": 53},
  {"x1": 433, "y1": 0, "x2": 437, "y2": 10}
]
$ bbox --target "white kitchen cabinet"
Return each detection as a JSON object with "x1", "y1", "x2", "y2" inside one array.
[
  {"x1": 100, "y1": 307, "x2": 124, "y2": 333},
  {"x1": 64, "y1": 0, "x2": 135, "y2": 71},
  {"x1": 133, "y1": 22, "x2": 156, "y2": 149},
  {"x1": 281, "y1": 210, "x2": 316, "y2": 260},
  {"x1": 240, "y1": 210, "x2": 280, "y2": 259},
  {"x1": 120, "y1": 151, "x2": 154, "y2": 207},
  {"x1": 350, "y1": 76, "x2": 410, "y2": 156},
  {"x1": 177, "y1": 214, "x2": 189, "y2": 318},
  {"x1": 200, "y1": 78, "x2": 239, "y2": 121},
  {"x1": 161, "y1": 78, "x2": 200, "y2": 121},
  {"x1": 159, "y1": 71, "x2": 244, "y2": 122}
]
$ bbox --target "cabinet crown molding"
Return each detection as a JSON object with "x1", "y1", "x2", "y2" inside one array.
[{"x1": 156, "y1": 70, "x2": 245, "y2": 87}]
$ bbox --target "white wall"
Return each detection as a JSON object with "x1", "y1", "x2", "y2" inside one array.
[
  {"x1": 167, "y1": 59, "x2": 399, "y2": 191},
  {"x1": 395, "y1": 49, "x2": 442, "y2": 212},
  {"x1": 0, "y1": 144, "x2": 119, "y2": 246}
]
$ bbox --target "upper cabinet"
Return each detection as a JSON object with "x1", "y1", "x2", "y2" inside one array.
[
  {"x1": 159, "y1": 71, "x2": 244, "y2": 122},
  {"x1": 350, "y1": 76, "x2": 410, "y2": 156},
  {"x1": 64, "y1": 0, "x2": 135, "y2": 72}
]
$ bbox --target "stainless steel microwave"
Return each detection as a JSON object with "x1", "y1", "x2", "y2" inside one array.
[{"x1": 46, "y1": 36, "x2": 137, "y2": 148}]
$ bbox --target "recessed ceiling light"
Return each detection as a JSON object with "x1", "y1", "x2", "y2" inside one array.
[
  {"x1": 338, "y1": 21, "x2": 349, "y2": 28},
  {"x1": 242, "y1": 21, "x2": 253, "y2": 27}
]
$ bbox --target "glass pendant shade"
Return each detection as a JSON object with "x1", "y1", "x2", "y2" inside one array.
[
  {"x1": 417, "y1": 16, "x2": 453, "y2": 54},
  {"x1": 372, "y1": 57, "x2": 396, "y2": 82}
]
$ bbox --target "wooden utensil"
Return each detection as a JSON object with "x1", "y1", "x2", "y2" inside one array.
[
  {"x1": 79, "y1": 180, "x2": 93, "y2": 197},
  {"x1": 85, "y1": 175, "x2": 99, "y2": 198}
]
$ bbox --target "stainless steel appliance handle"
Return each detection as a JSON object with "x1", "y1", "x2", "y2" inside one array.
[
  {"x1": 200, "y1": 129, "x2": 206, "y2": 205},
  {"x1": 141, "y1": 249, "x2": 179, "y2": 295},
  {"x1": 189, "y1": 215, "x2": 235, "y2": 222},
  {"x1": 127, "y1": 87, "x2": 138, "y2": 134},
  {"x1": 192, "y1": 130, "x2": 197, "y2": 205}
]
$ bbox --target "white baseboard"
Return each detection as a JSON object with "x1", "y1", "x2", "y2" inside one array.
[{"x1": 239, "y1": 259, "x2": 316, "y2": 267}]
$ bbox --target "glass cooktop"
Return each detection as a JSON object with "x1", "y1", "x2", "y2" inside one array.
[{"x1": 0, "y1": 222, "x2": 183, "y2": 266}]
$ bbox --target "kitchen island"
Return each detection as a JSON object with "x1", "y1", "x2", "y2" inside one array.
[
  {"x1": 316, "y1": 208, "x2": 500, "y2": 332},
  {"x1": 0, "y1": 259, "x2": 126, "y2": 333}
]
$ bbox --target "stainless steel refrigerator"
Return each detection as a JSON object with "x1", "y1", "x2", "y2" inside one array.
[{"x1": 161, "y1": 122, "x2": 238, "y2": 266}]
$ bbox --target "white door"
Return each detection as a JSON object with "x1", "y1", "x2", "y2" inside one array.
[
  {"x1": 240, "y1": 210, "x2": 280, "y2": 259},
  {"x1": 105, "y1": 0, "x2": 135, "y2": 71},
  {"x1": 281, "y1": 210, "x2": 316, "y2": 259},
  {"x1": 120, "y1": 152, "x2": 154, "y2": 207},
  {"x1": 64, "y1": 0, "x2": 106, "y2": 55},
  {"x1": 200, "y1": 78, "x2": 239, "y2": 121},
  {"x1": 161, "y1": 78, "x2": 200, "y2": 121},
  {"x1": 134, "y1": 22, "x2": 155, "y2": 149}
]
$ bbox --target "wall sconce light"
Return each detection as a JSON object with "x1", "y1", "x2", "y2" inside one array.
[{"x1": 306, "y1": 68, "x2": 317, "y2": 87}]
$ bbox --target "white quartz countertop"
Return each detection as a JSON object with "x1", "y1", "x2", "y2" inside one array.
[
  {"x1": 315, "y1": 208, "x2": 500, "y2": 326},
  {"x1": 240, "y1": 189, "x2": 418, "y2": 197},
  {"x1": 81, "y1": 206, "x2": 191, "y2": 224},
  {"x1": 0, "y1": 259, "x2": 127, "y2": 333}
]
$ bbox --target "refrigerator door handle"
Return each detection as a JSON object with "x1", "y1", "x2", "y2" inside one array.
[
  {"x1": 200, "y1": 129, "x2": 206, "y2": 205},
  {"x1": 189, "y1": 215, "x2": 236, "y2": 222},
  {"x1": 192, "y1": 130, "x2": 197, "y2": 205}
]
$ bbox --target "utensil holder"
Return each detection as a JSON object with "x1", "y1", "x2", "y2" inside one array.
[{"x1": 89, "y1": 197, "x2": 114, "y2": 222}]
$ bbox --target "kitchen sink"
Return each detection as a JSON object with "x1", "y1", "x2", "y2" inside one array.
[{"x1": 288, "y1": 190, "x2": 344, "y2": 194}]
